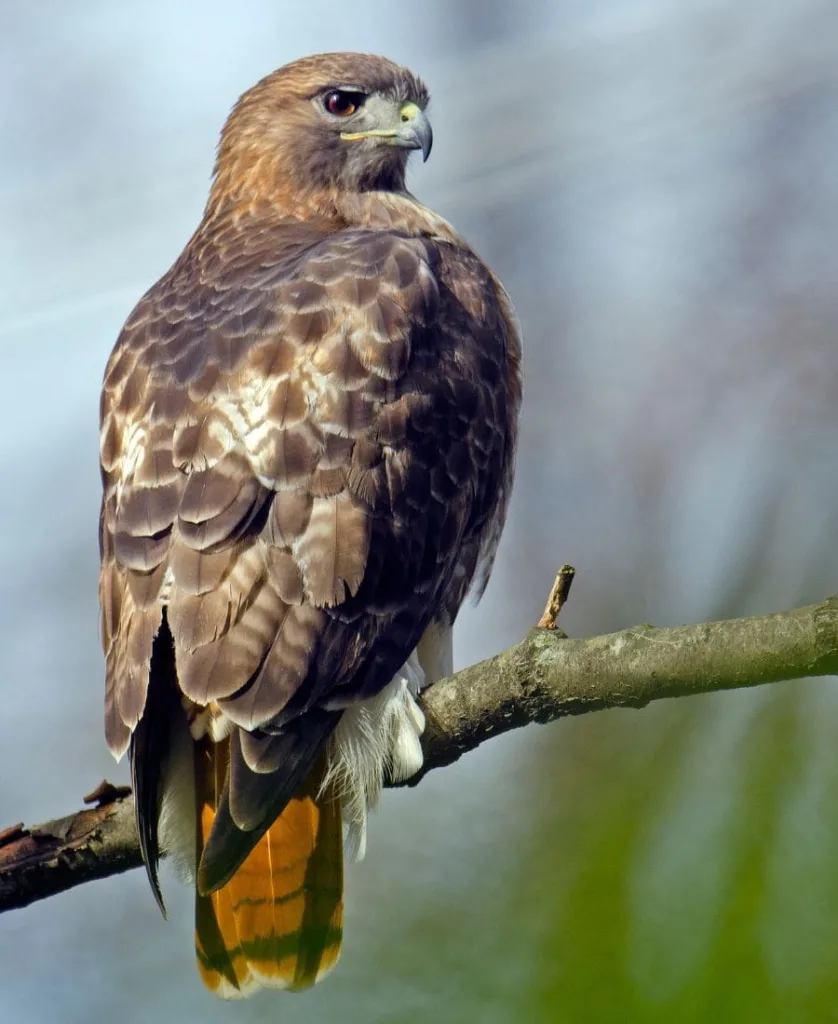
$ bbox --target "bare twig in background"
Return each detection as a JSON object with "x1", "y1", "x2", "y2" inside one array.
[{"x1": 2, "y1": 592, "x2": 837, "y2": 914}]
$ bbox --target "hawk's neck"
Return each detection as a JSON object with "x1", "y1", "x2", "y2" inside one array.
[
  {"x1": 336, "y1": 190, "x2": 463, "y2": 244},
  {"x1": 204, "y1": 188, "x2": 464, "y2": 246}
]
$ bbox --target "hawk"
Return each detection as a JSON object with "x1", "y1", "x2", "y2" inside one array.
[{"x1": 99, "y1": 52, "x2": 521, "y2": 997}]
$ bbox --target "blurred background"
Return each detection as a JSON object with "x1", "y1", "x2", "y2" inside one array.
[{"x1": 2, "y1": 1, "x2": 838, "y2": 1021}]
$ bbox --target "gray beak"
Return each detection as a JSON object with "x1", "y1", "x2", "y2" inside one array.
[{"x1": 395, "y1": 105, "x2": 433, "y2": 162}]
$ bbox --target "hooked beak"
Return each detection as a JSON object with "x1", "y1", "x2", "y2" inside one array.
[
  {"x1": 341, "y1": 100, "x2": 433, "y2": 162},
  {"x1": 393, "y1": 102, "x2": 433, "y2": 162}
]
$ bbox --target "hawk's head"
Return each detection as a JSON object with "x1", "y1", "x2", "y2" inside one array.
[{"x1": 212, "y1": 52, "x2": 432, "y2": 204}]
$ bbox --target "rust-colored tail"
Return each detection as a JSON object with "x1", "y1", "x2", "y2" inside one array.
[{"x1": 193, "y1": 738, "x2": 343, "y2": 998}]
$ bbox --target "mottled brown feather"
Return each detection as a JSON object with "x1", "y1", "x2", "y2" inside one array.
[{"x1": 98, "y1": 53, "x2": 522, "y2": 984}]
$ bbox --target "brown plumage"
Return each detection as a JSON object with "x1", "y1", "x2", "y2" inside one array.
[{"x1": 99, "y1": 51, "x2": 521, "y2": 997}]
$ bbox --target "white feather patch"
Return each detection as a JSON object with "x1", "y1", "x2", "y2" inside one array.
[
  {"x1": 158, "y1": 710, "x2": 198, "y2": 884},
  {"x1": 322, "y1": 650, "x2": 427, "y2": 861}
]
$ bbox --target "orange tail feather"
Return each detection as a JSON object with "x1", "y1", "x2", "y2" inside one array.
[{"x1": 194, "y1": 738, "x2": 343, "y2": 998}]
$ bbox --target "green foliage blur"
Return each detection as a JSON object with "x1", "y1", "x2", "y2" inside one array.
[{"x1": 323, "y1": 682, "x2": 838, "y2": 1024}]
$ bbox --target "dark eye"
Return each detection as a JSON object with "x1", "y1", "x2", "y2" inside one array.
[{"x1": 324, "y1": 90, "x2": 364, "y2": 117}]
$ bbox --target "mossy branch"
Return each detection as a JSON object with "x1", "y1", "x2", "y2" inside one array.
[{"x1": 2, "y1": 575, "x2": 837, "y2": 914}]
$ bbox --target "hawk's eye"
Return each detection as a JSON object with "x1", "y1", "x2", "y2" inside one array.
[{"x1": 324, "y1": 90, "x2": 364, "y2": 117}]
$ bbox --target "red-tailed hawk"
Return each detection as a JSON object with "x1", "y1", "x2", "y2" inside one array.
[{"x1": 99, "y1": 52, "x2": 521, "y2": 997}]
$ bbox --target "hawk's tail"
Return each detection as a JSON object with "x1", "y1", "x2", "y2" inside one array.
[{"x1": 193, "y1": 737, "x2": 343, "y2": 998}]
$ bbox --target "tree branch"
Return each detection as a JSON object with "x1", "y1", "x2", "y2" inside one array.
[{"x1": 3, "y1": 587, "x2": 838, "y2": 915}]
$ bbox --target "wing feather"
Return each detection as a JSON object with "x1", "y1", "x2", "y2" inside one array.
[
  {"x1": 99, "y1": 214, "x2": 521, "y2": 879},
  {"x1": 294, "y1": 493, "x2": 370, "y2": 607}
]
